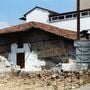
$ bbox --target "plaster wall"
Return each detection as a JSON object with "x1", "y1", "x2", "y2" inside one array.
[
  {"x1": 25, "y1": 9, "x2": 90, "y2": 32},
  {"x1": 26, "y1": 8, "x2": 49, "y2": 23},
  {"x1": 50, "y1": 17, "x2": 90, "y2": 32},
  {"x1": 8, "y1": 43, "x2": 46, "y2": 71}
]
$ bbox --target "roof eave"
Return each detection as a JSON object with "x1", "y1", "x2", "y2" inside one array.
[
  {"x1": 23, "y1": 6, "x2": 59, "y2": 17},
  {"x1": 19, "y1": 17, "x2": 26, "y2": 21}
]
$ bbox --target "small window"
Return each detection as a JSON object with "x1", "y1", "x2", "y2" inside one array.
[
  {"x1": 59, "y1": 16, "x2": 64, "y2": 20},
  {"x1": 81, "y1": 12, "x2": 88, "y2": 16},
  {"x1": 18, "y1": 42, "x2": 23, "y2": 48},
  {"x1": 66, "y1": 14, "x2": 72, "y2": 18},
  {"x1": 52, "y1": 16, "x2": 58, "y2": 20},
  {"x1": 73, "y1": 13, "x2": 77, "y2": 17}
]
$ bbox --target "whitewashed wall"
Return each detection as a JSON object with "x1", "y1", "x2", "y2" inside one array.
[
  {"x1": 8, "y1": 43, "x2": 46, "y2": 72},
  {"x1": 25, "y1": 9, "x2": 90, "y2": 32},
  {"x1": 50, "y1": 17, "x2": 90, "y2": 32},
  {"x1": 26, "y1": 8, "x2": 49, "y2": 23}
]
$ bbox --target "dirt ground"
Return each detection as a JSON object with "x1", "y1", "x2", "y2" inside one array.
[{"x1": 0, "y1": 71, "x2": 89, "y2": 90}]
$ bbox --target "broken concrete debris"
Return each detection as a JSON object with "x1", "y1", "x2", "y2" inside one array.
[
  {"x1": 0, "y1": 55, "x2": 88, "y2": 75},
  {"x1": 52, "y1": 58, "x2": 88, "y2": 75},
  {"x1": 0, "y1": 55, "x2": 21, "y2": 75},
  {"x1": 0, "y1": 55, "x2": 11, "y2": 74},
  {"x1": 0, "y1": 55, "x2": 89, "y2": 90}
]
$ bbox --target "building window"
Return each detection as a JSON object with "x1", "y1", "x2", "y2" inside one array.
[
  {"x1": 18, "y1": 42, "x2": 23, "y2": 48},
  {"x1": 49, "y1": 10, "x2": 90, "y2": 23},
  {"x1": 73, "y1": 13, "x2": 77, "y2": 17},
  {"x1": 17, "y1": 39, "x2": 23, "y2": 48},
  {"x1": 66, "y1": 14, "x2": 72, "y2": 19},
  {"x1": 81, "y1": 12, "x2": 88, "y2": 16},
  {"x1": 59, "y1": 16, "x2": 64, "y2": 20},
  {"x1": 50, "y1": 15, "x2": 65, "y2": 22},
  {"x1": 52, "y1": 16, "x2": 58, "y2": 20}
]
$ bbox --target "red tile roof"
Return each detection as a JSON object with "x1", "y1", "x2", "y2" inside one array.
[{"x1": 0, "y1": 22, "x2": 77, "y2": 40}]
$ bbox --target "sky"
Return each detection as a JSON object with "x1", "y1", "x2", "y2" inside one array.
[{"x1": 0, "y1": 0, "x2": 76, "y2": 29}]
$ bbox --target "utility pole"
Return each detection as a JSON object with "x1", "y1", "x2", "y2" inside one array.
[{"x1": 77, "y1": 0, "x2": 80, "y2": 40}]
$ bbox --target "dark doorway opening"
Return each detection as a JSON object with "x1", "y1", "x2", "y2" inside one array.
[{"x1": 17, "y1": 53, "x2": 25, "y2": 68}]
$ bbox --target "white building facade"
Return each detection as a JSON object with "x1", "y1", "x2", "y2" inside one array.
[
  {"x1": 20, "y1": 6, "x2": 90, "y2": 32},
  {"x1": 49, "y1": 10, "x2": 90, "y2": 32}
]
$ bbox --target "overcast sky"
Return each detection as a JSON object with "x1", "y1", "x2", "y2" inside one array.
[{"x1": 0, "y1": 0, "x2": 76, "y2": 29}]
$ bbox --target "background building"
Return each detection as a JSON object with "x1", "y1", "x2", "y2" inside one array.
[
  {"x1": 20, "y1": 6, "x2": 90, "y2": 32},
  {"x1": 80, "y1": 0, "x2": 90, "y2": 10}
]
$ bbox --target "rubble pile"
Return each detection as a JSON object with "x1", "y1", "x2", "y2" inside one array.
[
  {"x1": 0, "y1": 55, "x2": 11, "y2": 74},
  {"x1": 0, "y1": 68, "x2": 89, "y2": 90},
  {"x1": 0, "y1": 55, "x2": 89, "y2": 90},
  {"x1": 0, "y1": 55, "x2": 21, "y2": 75}
]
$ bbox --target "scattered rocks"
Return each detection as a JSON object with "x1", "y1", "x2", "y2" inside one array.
[{"x1": 0, "y1": 69, "x2": 89, "y2": 90}]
